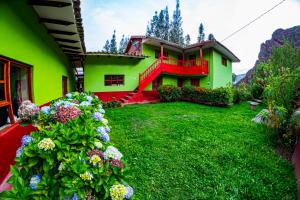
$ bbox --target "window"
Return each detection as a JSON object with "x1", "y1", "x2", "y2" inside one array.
[
  {"x1": 221, "y1": 56, "x2": 227, "y2": 66},
  {"x1": 191, "y1": 78, "x2": 200, "y2": 87},
  {"x1": 155, "y1": 50, "x2": 168, "y2": 58},
  {"x1": 0, "y1": 56, "x2": 32, "y2": 127},
  {"x1": 105, "y1": 75, "x2": 124, "y2": 86}
]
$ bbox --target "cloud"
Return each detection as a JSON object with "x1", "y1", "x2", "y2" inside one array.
[{"x1": 82, "y1": 0, "x2": 300, "y2": 74}]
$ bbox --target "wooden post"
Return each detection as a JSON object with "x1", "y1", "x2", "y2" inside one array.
[
  {"x1": 199, "y1": 47, "x2": 203, "y2": 66},
  {"x1": 160, "y1": 43, "x2": 164, "y2": 60}
]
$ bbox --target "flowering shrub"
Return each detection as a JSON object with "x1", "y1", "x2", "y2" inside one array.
[
  {"x1": 0, "y1": 92, "x2": 133, "y2": 200},
  {"x1": 18, "y1": 100, "x2": 39, "y2": 122}
]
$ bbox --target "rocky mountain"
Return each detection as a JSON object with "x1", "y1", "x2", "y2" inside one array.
[{"x1": 238, "y1": 25, "x2": 300, "y2": 84}]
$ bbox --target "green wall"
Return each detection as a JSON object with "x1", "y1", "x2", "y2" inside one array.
[
  {"x1": 211, "y1": 50, "x2": 232, "y2": 88},
  {"x1": 0, "y1": 1, "x2": 74, "y2": 105}
]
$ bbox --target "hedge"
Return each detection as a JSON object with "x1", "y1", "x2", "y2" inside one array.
[
  {"x1": 158, "y1": 85, "x2": 233, "y2": 106},
  {"x1": 157, "y1": 85, "x2": 182, "y2": 102}
]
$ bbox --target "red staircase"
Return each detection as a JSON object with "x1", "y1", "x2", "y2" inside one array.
[
  {"x1": 120, "y1": 57, "x2": 208, "y2": 105},
  {"x1": 138, "y1": 57, "x2": 208, "y2": 92},
  {"x1": 138, "y1": 59, "x2": 162, "y2": 92}
]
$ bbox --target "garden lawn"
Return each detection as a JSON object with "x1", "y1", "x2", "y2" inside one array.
[{"x1": 105, "y1": 102, "x2": 296, "y2": 199}]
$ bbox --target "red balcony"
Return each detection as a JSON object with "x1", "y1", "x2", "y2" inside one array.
[
  {"x1": 138, "y1": 57, "x2": 208, "y2": 92},
  {"x1": 160, "y1": 57, "x2": 208, "y2": 75}
]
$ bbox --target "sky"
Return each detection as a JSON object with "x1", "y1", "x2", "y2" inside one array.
[{"x1": 81, "y1": 0, "x2": 300, "y2": 74}]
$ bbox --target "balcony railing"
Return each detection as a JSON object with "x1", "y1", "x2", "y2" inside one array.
[{"x1": 160, "y1": 57, "x2": 208, "y2": 74}]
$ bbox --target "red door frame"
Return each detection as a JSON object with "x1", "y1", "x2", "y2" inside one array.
[{"x1": 62, "y1": 76, "x2": 68, "y2": 96}]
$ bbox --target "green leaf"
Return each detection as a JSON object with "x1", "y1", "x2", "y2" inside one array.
[{"x1": 28, "y1": 158, "x2": 39, "y2": 167}]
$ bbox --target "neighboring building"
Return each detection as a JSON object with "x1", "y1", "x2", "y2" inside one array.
[
  {"x1": 84, "y1": 36, "x2": 240, "y2": 103},
  {"x1": 0, "y1": 0, "x2": 85, "y2": 184}
]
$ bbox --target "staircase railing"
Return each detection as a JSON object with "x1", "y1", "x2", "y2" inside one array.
[{"x1": 139, "y1": 59, "x2": 161, "y2": 83}]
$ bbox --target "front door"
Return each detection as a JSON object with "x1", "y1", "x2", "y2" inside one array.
[{"x1": 152, "y1": 76, "x2": 162, "y2": 91}]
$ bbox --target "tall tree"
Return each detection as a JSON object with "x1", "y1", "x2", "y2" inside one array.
[
  {"x1": 119, "y1": 34, "x2": 126, "y2": 53},
  {"x1": 198, "y1": 23, "x2": 205, "y2": 42},
  {"x1": 146, "y1": 22, "x2": 152, "y2": 36},
  {"x1": 110, "y1": 30, "x2": 117, "y2": 53},
  {"x1": 162, "y1": 6, "x2": 170, "y2": 40},
  {"x1": 157, "y1": 10, "x2": 165, "y2": 38},
  {"x1": 208, "y1": 33, "x2": 215, "y2": 41},
  {"x1": 151, "y1": 11, "x2": 160, "y2": 38},
  {"x1": 169, "y1": 0, "x2": 184, "y2": 45},
  {"x1": 103, "y1": 40, "x2": 110, "y2": 52},
  {"x1": 185, "y1": 34, "x2": 191, "y2": 46}
]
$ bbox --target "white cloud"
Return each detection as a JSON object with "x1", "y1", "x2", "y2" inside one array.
[{"x1": 82, "y1": 0, "x2": 300, "y2": 74}]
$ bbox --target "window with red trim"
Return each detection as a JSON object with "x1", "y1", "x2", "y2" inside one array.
[
  {"x1": 104, "y1": 75, "x2": 124, "y2": 86},
  {"x1": 0, "y1": 56, "x2": 32, "y2": 127},
  {"x1": 221, "y1": 56, "x2": 227, "y2": 66}
]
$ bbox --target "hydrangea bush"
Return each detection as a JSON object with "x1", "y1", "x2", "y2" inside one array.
[{"x1": 0, "y1": 92, "x2": 133, "y2": 200}]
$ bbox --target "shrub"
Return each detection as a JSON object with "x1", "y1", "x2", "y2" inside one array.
[
  {"x1": 181, "y1": 85, "x2": 233, "y2": 106},
  {"x1": 233, "y1": 83, "x2": 252, "y2": 104},
  {"x1": 0, "y1": 92, "x2": 133, "y2": 200},
  {"x1": 103, "y1": 98, "x2": 121, "y2": 109},
  {"x1": 157, "y1": 85, "x2": 182, "y2": 102}
]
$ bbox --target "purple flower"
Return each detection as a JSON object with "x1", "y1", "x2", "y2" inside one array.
[
  {"x1": 93, "y1": 112, "x2": 103, "y2": 121},
  {"x1": 100, "y1": 132, "x2": 110, "y2": 142},
  {"x1": 105, "y1": 126, "x2": 111, "y2": 133},
  {"x1": 21, "y1": 135, "x2": 34, "y2": 146},
  {"x1": 110, "y1": 159, "x2": 124, "y2": 169},
  {"x1": 29, "y1": 175, "x2": 41, "y2": 190},
  {"x1": 125, "y1": 185, "x2": 134, "y2": 199},
  {"x1": 96, "y1": 126, "x2": 106, "y2": 134},
  {"x1": 16, "y1": 146, "x2": 24, "y2": 157}
]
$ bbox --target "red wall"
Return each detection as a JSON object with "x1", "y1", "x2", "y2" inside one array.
[
  {"x1": 93, "y1": 91, "x2": 132, "y2": 102},
  {"x1": 0, "y1": 124, "x2": 36, "y2": 184}
]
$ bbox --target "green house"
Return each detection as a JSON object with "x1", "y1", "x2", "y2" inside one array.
[
  {"x1": 84, "y1": 36, "x2": 240, "y2": 103},
  {"x1": 0, "y1": 0, "x2": 85, "y2": 126}
]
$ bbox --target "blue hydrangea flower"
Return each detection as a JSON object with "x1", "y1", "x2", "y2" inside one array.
[
  {"x1": 66, "y1": 93, "x2": 73, "y2": 99},
  {"x1": 21, "y1": 135, "x2": 34, "y2": 146},
  {"x1": 86, "y1": 96, "x2": 93, "y2": 102},
  {"x1": 125, "y1": 185, "x2": 134, "y2": 199},
  {"x1": 41, "y1": 106, "x2": 51, "y2": 114},
  {"x1": 80, "y1": 101, "x2": 91, "y2": 107},
  {"x1": 16, "y1": 146, "x2": 24, "y2": 157},
  {"x1": 96, "y1": 126, "x2": 106, "y2": 134},
  {"x1": 93, "y1": 112, "x2": 103, "y2": 121},
  {"x1": 29, "y1": 175, "x2": 41, "y2": 190},
  {"x1": 105, "y1": 126, "x2": 110, "y2": 133},
  {"x1": 100, "y1": 132, "x2": 110, "y2": 142},
  {"x1": 54, "y1": 100, "x2": 64, "y2": 109}
]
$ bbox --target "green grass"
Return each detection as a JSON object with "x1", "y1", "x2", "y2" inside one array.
[{"x1": 106, "y1": 102, "x2": 296, "y2": 199}]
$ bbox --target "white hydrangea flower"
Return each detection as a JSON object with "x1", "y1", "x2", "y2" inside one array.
[{"x1": 104, "y1": 146, "x2": 123, "y2": 160}]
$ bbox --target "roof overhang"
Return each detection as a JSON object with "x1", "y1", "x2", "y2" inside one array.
[
  {"x1": 127, "y1": 36, "x2": 240, "y2": 63},
  {"x1": 85, "y1": 52, "x2": 148, "y2": 59},
  {"x1": 185, "y1": 41, "x2": 240, "y2": 62},
  {"x1": 29, "y1": 0, "x2": 85, "y2": 66}
]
